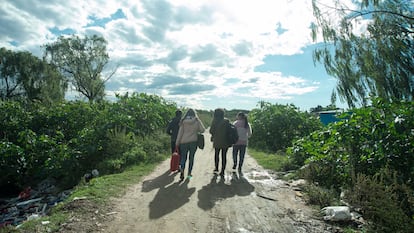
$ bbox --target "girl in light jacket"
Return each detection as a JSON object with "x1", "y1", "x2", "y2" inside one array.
[
  {"x1": 232, "y1": 112, "x2": 252, "y2": 173},
  {"x1": 176, "y1": 109, "x2": 205, "y2": 181}
]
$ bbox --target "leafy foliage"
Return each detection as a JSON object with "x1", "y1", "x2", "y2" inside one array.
[
  {"x1": 0, "y1": 93, "x2": 176, "y2": 191},
  {"x1": 0, "y1": 47, "x2": 66, "y2": 103},
  {"x1": 249, "y1": 102, "x2": 322, "y2": 152},
  {"x1": 346, "y1": 171, "x2": 414, "y2": 232},
  {"x1": 311, "y1": 0, "x2": 414, "y2": 107},
  {"x1": 303, "y1": 183, "x2": 338, "y2": 207},
  {"x1": 43, "y1": 34, "x2": 116, "y2": 102},
  {"x1": 289, "y1": 98, "x2": 414, "y2": 188},
  {"x1": 111, "y1": 92, "x2": 175, "y2": 137},
  {"x1": 288, "y1": 98, "x2": 414, "y2": 230}
]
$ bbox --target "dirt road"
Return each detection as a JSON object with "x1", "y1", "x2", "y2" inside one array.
[{"x1": 102, "y1": 132, "x2": 331, "y2": 233}]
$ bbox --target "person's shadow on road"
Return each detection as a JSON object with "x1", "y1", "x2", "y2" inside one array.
[
  {"x1": 142, "y1": 170, "x2": 178, "y2": 192},
  {"x1": 197, "y1": 173, "x2": 255, "y2": 210},
  {"x1": 230, "y1": 171, "x2": 255, "y2": 196},
  {"x1": 148, "y1": 179, "x2": 195, "y2": 219}
]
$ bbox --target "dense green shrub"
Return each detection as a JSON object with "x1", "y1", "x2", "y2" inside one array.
[
  {"x1": 287, "y1": 98, "x2": 414, "y2": 230},
  {"x1": 110, "y1": 92, "x2": 175, "y2": 137},
  {"x1": 346, "y1": 171, "x2": 414, "y2": 233},
  {"x1": 249, "y1": 102, "x2": 322, "y2": 152},
  {"x1": 0, "y1": 92, "x2": 176, "y2": 191},
  {"x1": 303, "y1": 183, "x2": 339, "y2": 207},
  {"x1": 288, "y1": 99, "x2": 414, "y2": 188},
  {"x1": 29, "y1": 101, "x2": 97, "y2": 141},
  {"x1": 0, "y1": 101, "x2": 32, "y2": 142},
  {"x1": 0, "y1": 141, "x2": 25, "y2": 189}
]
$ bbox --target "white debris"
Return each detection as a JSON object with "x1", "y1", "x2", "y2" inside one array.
[{"x1": 321, "y1": 206, "x2": 351, "y2": 222}]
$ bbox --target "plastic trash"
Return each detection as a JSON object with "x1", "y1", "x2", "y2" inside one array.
[
  {"x1": 16, "y1": 197, "x2": 43, "y2": 207},
  {"x1": 91, "y1": 169, "x2": 99, "y2": 177},
  {"x1": 321, "y1": 206, "x2": 351, "y2": 221},
  {"x1": 27, "y1": 214, "x2": 40, "y2": 221}
]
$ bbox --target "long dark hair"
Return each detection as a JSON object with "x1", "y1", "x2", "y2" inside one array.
[
  {"x1": 211, "y1": 108, "x2": 225, "y2": 126},
  {"x1": 237, "y1": 112, "x2": 249, "y2": 128},
  {"x1": 213, "y1": 108, "x2": 224, "y2": 119}
]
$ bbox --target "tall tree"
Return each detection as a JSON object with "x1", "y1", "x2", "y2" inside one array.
[
  {"x1": 43, "y1": 35, "x2": 116, "y2": 102},
  {"x1": 311, "y1": 0, "x2": 414, "y2": 107},
  {"x1": 0, "y1": 47, "x2": 66, "y2": 103}
]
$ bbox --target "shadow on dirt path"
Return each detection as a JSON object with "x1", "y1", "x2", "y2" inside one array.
[
  {"x1": 102, "y1": 132, "x2": 331, "y2": 233},
  {"x1": 142, "y1": 170, "x2": 178, "y2": 193},
  {"x1": 197, "y1": 173, "x2": 254, "y2": 210},
  {"x1": 149, "y1": 178, "x2": 196, "y2": 219}
]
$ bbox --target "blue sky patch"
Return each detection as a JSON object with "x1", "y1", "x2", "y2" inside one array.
[
  {"x1": 49, "y1": 27, "x2": 75, "y2": 35},
  {"x1": 87, "y1": 9, "x2": 126, "y2": 27}
]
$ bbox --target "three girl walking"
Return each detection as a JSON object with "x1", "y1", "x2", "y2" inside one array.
[{"x1": 174, "y1": 108, "x2": 252, "y2": 181}]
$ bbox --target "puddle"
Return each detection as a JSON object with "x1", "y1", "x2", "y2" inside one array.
[{"x1": 243, "y1": 170, "x2": 287, "y2": 188}]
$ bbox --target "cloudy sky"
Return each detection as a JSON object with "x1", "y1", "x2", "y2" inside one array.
[{"x1": 0, "y1": 0, "x2": 357, "y2": 111}]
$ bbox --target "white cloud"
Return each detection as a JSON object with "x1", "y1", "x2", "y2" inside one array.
[{"x1": 0, "y1": 0, "x2": 350, "y2": 110}]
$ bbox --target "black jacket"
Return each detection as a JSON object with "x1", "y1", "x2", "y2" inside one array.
[
  {"x1": 166, "y1": 117, "x2": 181, "y2": 141},
  {"x1": 210, "y1": 118, "x2": 231, "y2": 149}
]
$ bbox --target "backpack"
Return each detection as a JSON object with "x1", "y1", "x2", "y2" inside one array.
[
  {"x1": 197, "y1": 133, "x2": 205, "y2": 149},
  {"x1": 226, "y1": 122, "x2": 239, "y2": 145}
]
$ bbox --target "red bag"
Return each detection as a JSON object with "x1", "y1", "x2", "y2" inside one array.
[{"x1": 170, "y1": 146, "x2": 180, "y2": 172}]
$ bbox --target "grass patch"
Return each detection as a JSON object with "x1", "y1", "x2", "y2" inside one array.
[
  {"x1": 69, "y1": 163, "x2": 156, "y2": 204},
  {"x1": 248, "y1": 148, "x2": 288, "y2": 171}
]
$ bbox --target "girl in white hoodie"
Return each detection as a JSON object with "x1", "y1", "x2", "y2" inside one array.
[
  {"x1": 176, "y1": 109, "x2": 205, "y2": 181},
  {"x1": 232, "y1": 112, "x2": 252, "y2": 173}
]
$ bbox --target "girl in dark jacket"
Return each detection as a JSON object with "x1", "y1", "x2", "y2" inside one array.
[
  {"x1": 209, "y1": 108, "x2": 231, "y2": 176},
  {"x1": 166, "y1": 109, "x2": 182, "y2": 153}
]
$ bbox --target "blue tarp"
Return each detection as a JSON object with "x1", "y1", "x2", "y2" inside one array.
[
  {"x1": 318, "y1": 110, "x2": 351, "y2": 125},
  {"x1": 319, "y1": 112, "x2": 340, "y2": 125}
]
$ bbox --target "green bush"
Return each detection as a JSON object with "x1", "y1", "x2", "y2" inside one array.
[
  {"x1": 0, "y1": 141, "x2": 25, "y2": 188},
  {"x1": 345, "y1": 171, "x2": 414, "y2": 233},
  {"x1": 288, "y1": 98, "x2": 414, "y2": 189},
  {"x1": 287, "y1": 98, "x2": 414, "y2": 230},
  {"x1": 299, "y1": 162, "x2": 346, "y2": 190},
  {"x1": 0, "y1": 101, "x2": 32, "y2": 142},
  {"x1": 29, "y1": 101, "x2": 97, "y2": 141},
  {"x1": 303, "y1": 183, "x2": 339, "y2": 207},
  {"x1": 0, "y1": 92, "x2": 176, "y2": 191},
  {"x1": 249, "y1": 102, "x2": 322, "y2": 152}
]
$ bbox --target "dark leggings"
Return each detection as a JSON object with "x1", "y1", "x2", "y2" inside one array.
[
  {"x1": 232, "y1": 145, "x2": 247, "y2": 169},
  {"x1": 214, "y1": 148, "x2": 228, "y2": 172}
]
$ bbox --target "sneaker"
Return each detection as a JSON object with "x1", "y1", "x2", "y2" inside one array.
[
  {"x1": 187, "y1": 174, "x2": 192, "y2": 179},
  {"x1": 219, "y1": 171, "x2": 224, "y2": 176}
]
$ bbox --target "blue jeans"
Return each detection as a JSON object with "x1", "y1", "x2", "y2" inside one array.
[
  {"x1": 179, "y1": 142, "x2": 198, "y2": 175},
  {"x1": 232, "y1": 145, "x2": 246, "y2": 169}
]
